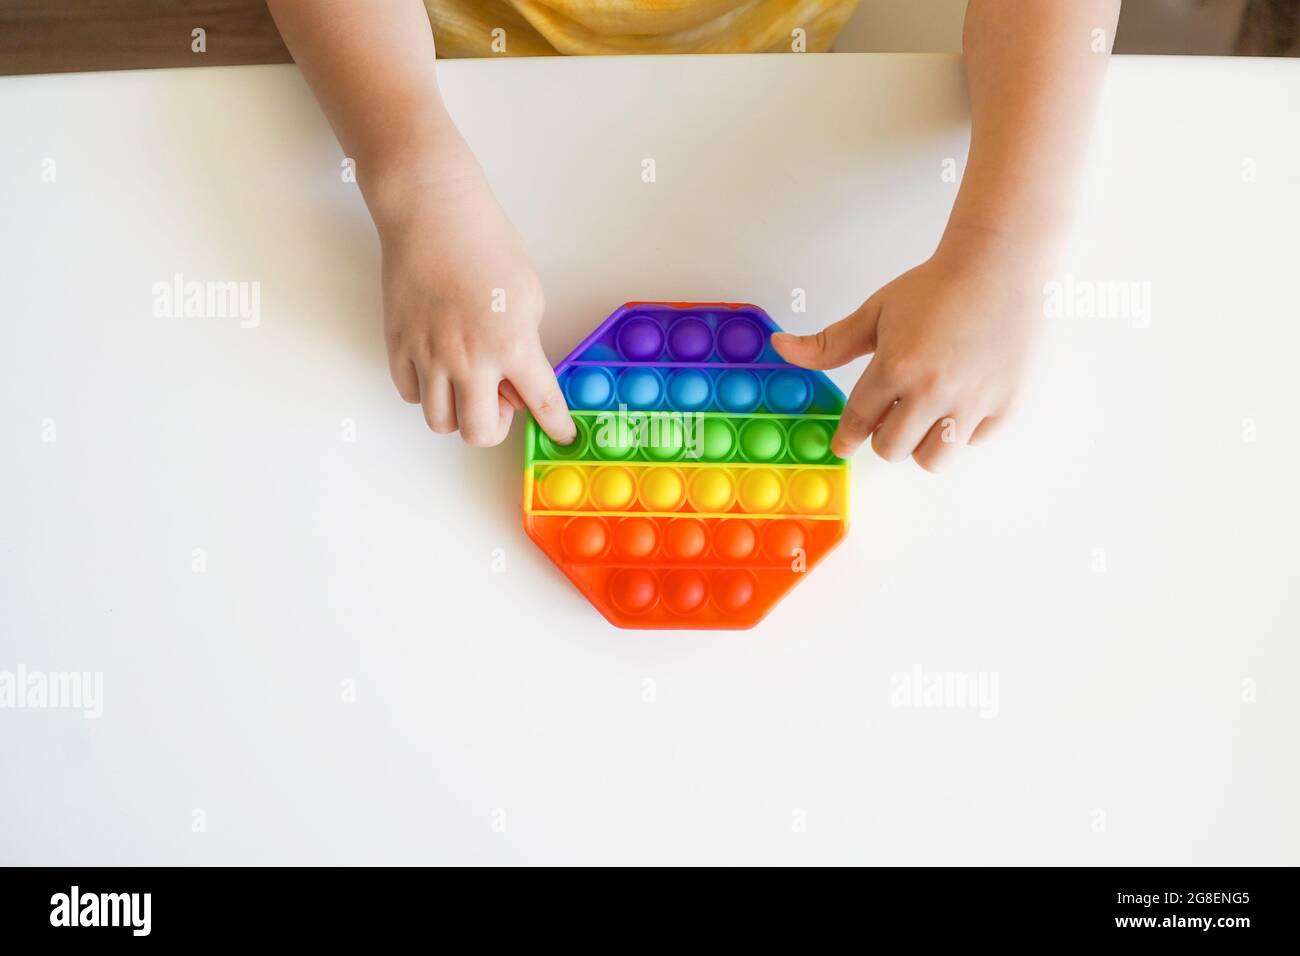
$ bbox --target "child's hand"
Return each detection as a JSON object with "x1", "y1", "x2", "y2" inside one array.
[
  {"x1": 772, "y1": 231, "x2": 1043, "y2": 472},
  {"x1": 265, "y1": 0, "x2": 573, "y2": 448},
  {"x1": 377, "y1": 172, "x2": 576, "y2": 448}
]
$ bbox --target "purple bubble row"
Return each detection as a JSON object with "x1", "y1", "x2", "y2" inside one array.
[{"x1": 615, "y1": 313, "x2": 768, "y2": 364}]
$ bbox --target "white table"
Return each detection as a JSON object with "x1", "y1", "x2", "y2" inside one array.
[{"x1": 1, "y1": 53, "x2": 1297, "y2": 865}]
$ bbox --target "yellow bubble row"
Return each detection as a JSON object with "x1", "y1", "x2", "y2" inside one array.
[{"x1": 532, "y1": 463, "x2": 841, "y2": 516}]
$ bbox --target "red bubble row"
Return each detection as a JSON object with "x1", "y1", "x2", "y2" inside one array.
[
  {"x1": 608, "y1": 567, "x2": 759, "y2": 616},
  {"x1": 559, "y1": 515, "x2": 809, "y2": 565}
]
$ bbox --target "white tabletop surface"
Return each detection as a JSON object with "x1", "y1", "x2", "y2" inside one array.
[{"x1": 1, "y1": 53, "x2": 1297, "y2": 865}]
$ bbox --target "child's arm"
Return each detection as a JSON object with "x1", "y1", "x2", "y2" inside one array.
[
  {"x1": 266, "y1": 0, "x2": 576, "y2": 447},
  {"x1": 774, "y1": 0, "x2": 1122, "y2": 471}
]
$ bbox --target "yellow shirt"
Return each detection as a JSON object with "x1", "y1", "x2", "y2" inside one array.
[{"x1": 425, "y1": 0, "x2": 861, "y2": 56}]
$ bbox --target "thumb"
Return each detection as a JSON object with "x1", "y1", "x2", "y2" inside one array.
[{"x1": 770, "y1": 294, "x2": 882, "y2": 370}]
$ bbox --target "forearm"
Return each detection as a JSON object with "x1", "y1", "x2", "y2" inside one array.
[
  {"x1": 946, "y1": 0, "x2": 1121, "y2": 256},
  {"x1": 266, "y1": 0, "x2": 474, "y2": 235}
]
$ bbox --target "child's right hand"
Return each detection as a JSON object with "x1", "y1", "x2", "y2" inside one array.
[{"x1": 375, "y1": 169, "x2": 576, "y2": 448}]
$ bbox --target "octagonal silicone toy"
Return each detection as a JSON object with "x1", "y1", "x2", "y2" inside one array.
[{"x1": 523, "y1": 302, "x2": 850, "y2": 629}]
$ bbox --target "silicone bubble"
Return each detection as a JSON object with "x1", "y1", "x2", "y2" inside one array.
[
  {"x1": 589, "y1": 413, "x2": 639, "y2": 460},
  {"x1": 561, "y1": 516, "x2": 609, "y2": 561},
  {"x1": 640, "y1": 467, "x2": 686, "y2": 511},
  {"x1": 666, "y1": 316, "x2": 714, "y2": 362},
  {"x1": 590, "y1": 466, "x2": 636, "y2": 511},
  {"x1": 662, "y1": 569, "x2": 707, "y2": 614},
  {"x1": 616, "y1": 315, "x2": 665, "y2": 361},
  {"x1": 643, "y1": 417, "x2": 686, "y2": 461},
  {"x1": 738, "y1": 418, "x2": 784, "y2": 462},
  {"x1": 664, "y1": 518, "x2": 708, "y2": 560},
  {"x1": 715, "y1": 317, "x2": 765, "y2": 363},
  {"x1": 688, "y1": 468, "x2": 736, "y2": 513},
  {"x1": 715, "y1": 370, "x2": 762, "y2": 414},
  {"x1": 610, "y1": 568, "x2": 658, "y2": 614},
  {"x1": 764, "y1": 369, "x2": 813, "y2": 415},
  {"x1": 763, "y1": 519, "x2": 806, "y2": 562},
  {"x1": 699, "y1": 418, "x2": 737, "y2": 461},
  {"x1": 712, "y1": 569, "x2": 757, "y2": 612},
  {"x1": 666, "y1": 368, "x2": 712, "y2": 412},
  {"x1": 788, "y1": 420, "x2": 832, "y2": 463},
  {"x1": 613, "y1": 516, "x2": 658, "y2": 559},
  {"x1": 538, "y1": 466, "x2": 586, "y2": 510},
  {"x1": 565, "y1": 366, "x2": 615, "y2": 409},
  {"x1": 617, "y1": 367, "x2": 664, "y2": 410},
  {"x1": 737, "y1": 468, "x2": 783, "y2": 513},
  {"x1": 787, "y1": 470, "x2": 832, "y2": 513},
  {"x1": 712, "y1": 519, "x2": 757, "y2": 561}
]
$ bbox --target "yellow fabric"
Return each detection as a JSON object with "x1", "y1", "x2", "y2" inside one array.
[{"x1": 425, "y1": 0, "x2": 861, "y2": 57}]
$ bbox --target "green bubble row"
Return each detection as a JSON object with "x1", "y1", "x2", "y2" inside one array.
[{"x1": 534, "y1": 414, "x2": 839, "y2": 466}]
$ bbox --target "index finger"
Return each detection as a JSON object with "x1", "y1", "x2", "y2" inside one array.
[{"x1": 507, "y1": 349, "x2": 577, "y2": 446}]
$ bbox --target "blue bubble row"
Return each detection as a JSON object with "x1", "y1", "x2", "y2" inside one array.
[{"x1": 561, "y1": 363, "x2": 817, "y2": 415}]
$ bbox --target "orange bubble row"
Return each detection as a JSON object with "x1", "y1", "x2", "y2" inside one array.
[
  {"x1": 559, "y1": 515, "x2": 811, "y2": 565},
  {"x1": 608, "y1": 567, "x2": 760, "y2": 616}
]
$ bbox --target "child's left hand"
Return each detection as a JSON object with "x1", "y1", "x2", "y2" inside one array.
[{"x1": 772, "y1": 230, "x2": 1046, "y2": 472}]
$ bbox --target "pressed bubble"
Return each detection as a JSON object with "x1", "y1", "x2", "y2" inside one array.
[{"x1": 537, "y1": 417, "x2": 589, "y2": 460}]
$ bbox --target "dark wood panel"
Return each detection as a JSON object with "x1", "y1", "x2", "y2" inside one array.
[
  {"x1": 2, "y1": 0, "x2": 1295, "y2": 77},
  {"x1": 0, "y1": 0, "x2": 291, "y2": 76}
]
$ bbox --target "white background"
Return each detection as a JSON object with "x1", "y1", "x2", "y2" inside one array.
[{"x1": 1, "y1": 54, "x2": 1297, "y2": 864}]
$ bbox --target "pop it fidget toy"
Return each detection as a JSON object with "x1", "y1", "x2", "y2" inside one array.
[{"x1": 524, "y1": 302, "x2": 850, "y2": 629}]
